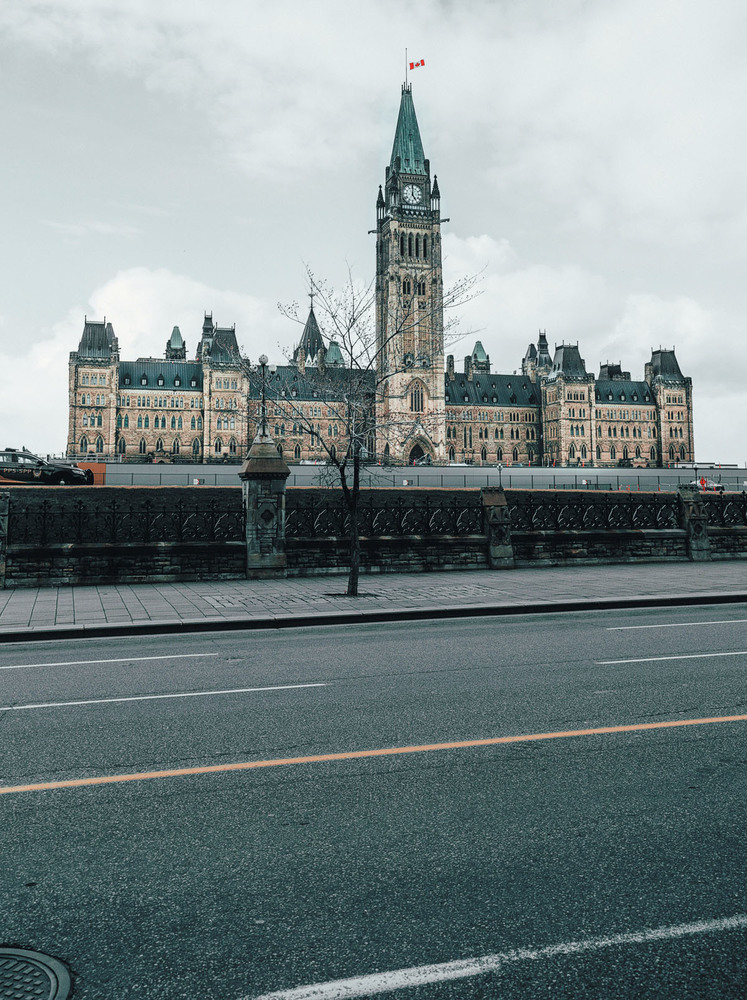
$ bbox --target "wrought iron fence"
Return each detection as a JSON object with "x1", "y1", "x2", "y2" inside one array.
[
  {"x1": 286, "y1": 493, "x2": 483, "y2": 538},
  {"x1": 9, "y1": 493, "x2": 245, "y2": 546},
  {"x1": 506, "y1": 491, "x2": 681, "y2": 532},
  {"x1": 699, "y1": 493, "x2": 747, "y2": 528}
]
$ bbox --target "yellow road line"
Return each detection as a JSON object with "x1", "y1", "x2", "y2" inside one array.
[{"x1": 2, "y1": 714, "x2": 746, "y2": 796}]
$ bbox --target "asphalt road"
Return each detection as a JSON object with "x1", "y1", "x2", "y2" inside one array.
[{"x1": 1, "y1": 606, "x2": 746, "y2": 998}]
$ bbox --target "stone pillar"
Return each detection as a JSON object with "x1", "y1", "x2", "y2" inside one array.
[
  {"x1": 678, "y1": 486, "x2": 711, "y2": 562},
  {"x1": 238, "y1": 433, "x2": 291, "y2": 578},
  {"x1": 482, "y1": 487, "x2": 515, "y2": 569},
  {"x1": 0, "y1": 491, "x2": 8, "y2": 588}
]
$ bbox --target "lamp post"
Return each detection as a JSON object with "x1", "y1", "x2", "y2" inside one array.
[
  {"x1": 497, "y1": 462, "x2": 503, "y2": 489},
  {"x1": 257, "y1": 354, "x2": 277, "y2": 440}
]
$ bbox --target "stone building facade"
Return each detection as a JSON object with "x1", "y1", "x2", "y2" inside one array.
[{"x1": 67, "y1": 85, "x2": 694, "y2": 468}]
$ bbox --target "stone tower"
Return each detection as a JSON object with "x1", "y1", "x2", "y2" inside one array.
[{"x1": 375, "y1": 84, "x2": 445, "y2": 464}]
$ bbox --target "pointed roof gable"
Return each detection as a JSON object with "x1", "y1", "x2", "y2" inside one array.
[
  {"x1": 390, "y1": 84, "x2": 426, "y2": 175},
  {"x1": 551, "y1": 344, "x2": 588, "y2": 377},
  {"x1": 649, "y1": 348, "x2": 684, "y2": 380},
  {"x1": 77, "y1": 318, "x2": 119, "y2": 359},
  {"x1": 298, "y1": 306, "x2": 324, "y2": 362}
]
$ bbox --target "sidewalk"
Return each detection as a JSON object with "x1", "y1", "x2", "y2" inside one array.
[{"x1": 0, "y1": 562, "x2": 745, "y2": 641}]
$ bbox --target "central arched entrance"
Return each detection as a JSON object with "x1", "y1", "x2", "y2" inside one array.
[{"x1": 408, "y1": 444, "x2": 431, "y2": 466}]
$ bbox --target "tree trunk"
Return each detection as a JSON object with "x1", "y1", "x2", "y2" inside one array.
[
  {"x1": 347, "y1": 505, "x2": 360, "y2": 596},
  {"x1": 344, "y1": 444, "x2": 362, "y2": 596}
]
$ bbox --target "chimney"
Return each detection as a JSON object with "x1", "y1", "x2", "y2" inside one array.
[
  {"x1": 464, "y1": 356, "x2": 473, "y2": 382},
  {"x1": 447, "y1": 354, "x2": 455, "y2": 381},
  {"x1": 296, "y1": 345, "x2": 305, "y2": 374}
]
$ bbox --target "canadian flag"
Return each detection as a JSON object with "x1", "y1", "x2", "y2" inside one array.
[{"x1": 409, "y1": 58, "x2": 425, "y2": 69}]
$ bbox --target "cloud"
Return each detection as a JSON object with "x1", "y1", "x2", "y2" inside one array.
[{"x1": 41, "y1": 220, "x2": 143, "y2": 238}]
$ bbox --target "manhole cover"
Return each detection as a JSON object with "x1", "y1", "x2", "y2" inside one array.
[{"x1": 0, "y1": 948, "x2": 72, "y2": 999}]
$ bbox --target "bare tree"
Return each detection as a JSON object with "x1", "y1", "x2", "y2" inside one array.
[{"x1": 245, "y1": 264, "x2": 481, "y2": 596}]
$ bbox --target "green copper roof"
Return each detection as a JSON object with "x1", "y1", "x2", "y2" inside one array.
[
  {"x1": 325, "y1": 340, "x2": 343, "y2": 366},
  {"x1": 472, "y1": 341, "x2": 488, "y2": 363},
  {"x1": 390, "y1": 84, "x2": 426, "y2": 175}
]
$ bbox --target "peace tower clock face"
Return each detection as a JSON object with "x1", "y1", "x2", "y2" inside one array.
[{"x1": 403, "y1": 184, "x2": 423, "y2": 205}]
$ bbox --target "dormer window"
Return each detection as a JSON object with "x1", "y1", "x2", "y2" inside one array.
[
  {"x1": 463, "y1": 395, "x2": 469, "y2": 402},
  {"x1": 174, "y1": 376, "x2": 181, "y2": 387},
  {"x1": 123, "y1": 375, "x2": 131, "y2": 386},
  {"x1": 190, "y1": 377, "x2": 197, "y2": 388},
  {"x1": 157, "y1": 375, "x2": 165, "y2": 387},
  {"x1": 141, "y1": 375, "x2": 148, "y2": 386},
  {"x1": 632, "y1": 393, "x2": 638, "y2": 401},
  {"x1": 607, "y1": 393, "x2": 613, "y2": 400},
  {"x1": 620, "y1": 392, "x2": 626, "y2": 401}
]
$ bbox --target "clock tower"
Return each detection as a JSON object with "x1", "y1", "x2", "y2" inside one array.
[{"x1": 375, "y1": 83, "x2": 445, "y2": 464}]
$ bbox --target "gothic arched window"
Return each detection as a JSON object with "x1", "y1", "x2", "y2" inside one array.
[
  {"x1": 423, "y1": 236, "x2": 428, "y2": 260},
  {"x1": 410, "y1": 385, "x2": 424, "y2": 412},
  {"x1": 139, "y1": 438, "x2": 147, "y2": 454}
]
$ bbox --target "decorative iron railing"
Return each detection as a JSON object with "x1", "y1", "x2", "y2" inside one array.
[
  {"x1": 285, "y1": 492, "x2": 483, "y2": 538},
  {"x1": 506, "y1": 491, "x2": 681, "y2": 532},
  {"x1": 699, "y1": 493, "x2": 747, "y2": 528},
  {"x1": 9, "y1": 493, "x2": 245, "y2": 546}
]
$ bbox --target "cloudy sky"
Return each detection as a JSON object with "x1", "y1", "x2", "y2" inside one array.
[{"x1": 1, "y1": 0, "x2": 745, "y2": 463}]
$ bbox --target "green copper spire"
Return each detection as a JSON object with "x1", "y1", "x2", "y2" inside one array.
[{"x1": 390, "y1": 84, "x2": 426, "y2": 175}]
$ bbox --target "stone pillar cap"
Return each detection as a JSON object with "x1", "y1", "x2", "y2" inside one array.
[{"x1": 238, "y1": 433, "x2": 291, "y2": 480}]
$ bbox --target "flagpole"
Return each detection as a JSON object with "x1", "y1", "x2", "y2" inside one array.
[{"x1": 405, "y1": 47, "x2": 408, "y2": 87}]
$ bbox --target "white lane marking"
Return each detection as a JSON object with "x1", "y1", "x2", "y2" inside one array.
[
  {"x1": 607, "y1": 619, "x2": 747, "y2": 631},
  {"x1": 0, "y1": 653, "x2": 218, "y2": 672},
  {"x1": 597, "y1": 650, "x2": 747, "y2": 665},
  {"x1": 0, "y1": 683, "x2": 327, "y2": 712},
  {"x1": 247, "y1": 913, "x2": 747, "y2": 1000}
]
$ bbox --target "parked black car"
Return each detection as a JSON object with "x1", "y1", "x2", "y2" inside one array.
[{"x1": 0, "y1": 448, "x2": 92, "y2": 485}]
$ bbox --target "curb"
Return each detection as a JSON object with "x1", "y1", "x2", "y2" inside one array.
[{"x1": 0, "y1": 591, "x2": 745, "y2": 643}]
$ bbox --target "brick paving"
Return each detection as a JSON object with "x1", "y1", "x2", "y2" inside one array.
[{"x1": 0, "y1": 562, "x2": 745, "y2": 638}]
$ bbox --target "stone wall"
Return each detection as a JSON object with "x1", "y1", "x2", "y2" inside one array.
[
  {"x1": 3, "y1": 487, "x2": 244, "y2": 587},
  {"x1": 1, "y1": 484, "x2": 745, "y2": 588}
]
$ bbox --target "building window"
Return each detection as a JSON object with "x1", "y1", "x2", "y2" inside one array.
[
  {"x1": 95, "y1": 436, "x2": 104, "y2": 453},
  {"x1": 172, "y1": 438, "x2": 180, "y2": 454},
  {"x1": 294, "y1": 443, "x2": 301, "y2": 460},
  {"x1": 141, "y1": 375, "x2": 147, "y2": 385},
  {"x1": 512, "y1": 447, "x2": 519, "y2": 462},
  {"x1": 192, "y1": 439, "x2": 201, "y2": 457},
  {"x1": 123, "y1": 415, "x2": 129, "y2": 429},
  {"x1": 214, "y1": 438, "x2": 223, "y2": 454},
  {"x1": 79, "y1": 435, "x2": 89, "y2": 453},
  {"x1": 139, "y1": 439, "x2": 147, "y2": 454},
  {"x1": 117, "y1": 437, "x2": 126, "y2": 454},
  {"x1": 410, "y1": 385, "x2": 424, "y2": 412}
]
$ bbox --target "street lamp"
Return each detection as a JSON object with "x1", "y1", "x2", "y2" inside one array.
[
  {"x1": 497, "y1": 462, "x2": 503, "y2": 489},
  {"x1": 257, "y1": 354, "x2": 277, "y2": 440}
]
